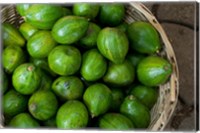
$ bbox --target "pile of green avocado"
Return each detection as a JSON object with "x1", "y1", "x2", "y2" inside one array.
[{"x1": 2, "y1": 3, "x2": 173, "y2": 129}]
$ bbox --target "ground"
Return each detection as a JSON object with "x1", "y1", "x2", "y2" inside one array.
[{"x1": 143, "y1": 2, "x2": 198, "y2": 131}]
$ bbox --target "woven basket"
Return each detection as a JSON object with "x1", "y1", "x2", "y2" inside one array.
[{"x1": 0, "y1": 3, "x2": 179, "y2": 131}]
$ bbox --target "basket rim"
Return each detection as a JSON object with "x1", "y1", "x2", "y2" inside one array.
[
  {"x1": 128, "y1": 2, "x2": 179, "y2": 130},
  {"x1": 0, "y1": 3, "x2": 179, "y2": 131}
]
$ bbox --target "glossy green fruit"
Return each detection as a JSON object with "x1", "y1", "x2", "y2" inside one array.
[
  {"x1": 52, "y1": 16, "x2": 89, "y2": 44},
  {"x1": 52, "y1": 76, "x2": 84, "y2": 100},
  {"x1": 25, "y1": 4, "x2": 64, "y2": 29},
  {"x1": 16, "y1": 4, "x2": 31, "y2": 16},
  {"x1": 9, "y1": 113, "x2": 40, "y2": 128},
  {"x1": 130, "y1": 85, "x2": 158, "y2": 109},
  {"x1": 97, "y1": 27, "x2": 129, "y2": 64},
  {"x1": 137, "y1": 56, "x2": 172, "y2": 87},
  {"x1": 19, "y1": 22, "x2": 38, "y2": 40},
  {"x1": 98, "y1": 113, "x2": 134, "y2": 130},
  {"x1": 28, "y1": 90, "x2": 58, "y2": 121},
  {"x1": 99, "y1": 4, "x2": 125, "y2": 26},
  {"x1": 79, "y1": 22, "x2": 101, "y2": 48},
  {"x1": 120, "y1": 95, "x2": 151, "y2": 128},
  {"x1": 103, "y1": 60, "x2": 135, "y2": 87},
  {"x1": 83, "y1": 83, "x2": 112, "y2": 117},
  {"x1": 127, "y1": 21, "x2": 161, "y2": 54},
  {"x1": 127, "y1": 52, "x2": 146, "y2": 68},
  {"x1": 56, "y1": 100, "x2": 89, "y2": 129},
  {"x1": 48, "y1": 45, "x2": 81, "y2": 76},
  {"x1": 3, "y1": 45, "x2": 26, "y2": 74},
  {"x1": 110, "y1": 88, "x2": 125, "y2": 111},
  {"x1": 80, "y1": 49, "x2": 107, "y2": 81},
  {"x1": 73, "y1": 3, "x2": 99, "y2": 19},
  {"x1": 27, "y1": 30, "x2": 57, "y2": 58},
  {"x1": 2, "y1": 23, "x2": 25, "y2": 47},
  {"x1": 3, "y1": 89, "x2": 28, "y2": 118},
  {"x1": 12, "y1": 63, "x2": 41, "y2": 95},
  {"x1": 30, "y1": 57, "x2": 57, "y2": 77}
]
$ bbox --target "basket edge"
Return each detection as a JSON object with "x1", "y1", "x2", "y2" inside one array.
[{"x1": 129, "y1": 2, "x2": 179, "y2": 130}]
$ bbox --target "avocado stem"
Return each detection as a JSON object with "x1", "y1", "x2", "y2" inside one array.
[
  {"x1": 30, "y1": 103, "x2": 37, "y2": 111},
  {"x1": 91, "y1": 114, "x2": 95, "y2": 118},
  {"x1": 128, "y1": 95, "x2": 135, "y2": 100},
  {"x1": 27, "y1": 66, "x2": 34, "y2": 71}
]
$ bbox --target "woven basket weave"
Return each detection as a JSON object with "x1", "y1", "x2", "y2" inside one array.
[{"x1": 0, "y1": 3, "x2": 179, "y2": 131}]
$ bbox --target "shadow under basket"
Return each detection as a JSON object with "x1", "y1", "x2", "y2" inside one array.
[{"x1": 0, "y1": 3, "x2": 179, "y2": 131}]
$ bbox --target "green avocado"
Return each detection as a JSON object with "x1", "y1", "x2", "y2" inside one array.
[
  {"x1": 80, "y1": 49, "x2": 107, "y2": 81},
  {"x1": 127, "y1": 21, "x2": 161, "y2": 54},
  {"x1": 3, "y1": 89, "x2": 28, "y2": 118},
  {"x1": 103, "y1": 60, "x2": 135, "y2": 87},
  {"x1": 3, "y1": 45, "x2": 26, "y2": 74},
  {"x1": 12, "y1": 63, "x2": 41, "y2": 95},
  {"x1": 25, "y1": 4, "x2": 64, "y2": 29},
  {"x1": 2, "y1": 23, "x2": 25, "y2": 47},
  {"x1": 52, "y1": 16, "x2": 89, "y2": 45},
  {"x1": 98, "y1": 113, "x2": 134, "y2": 130},
  {"x1": 120, "y1": 95, "x2": 151, "y2": 128},
  {"x1": 83, "y1": 83, "x2": 112, "y2": 117},
  {"x1": 56, "y1": 100, "x2": 89, "y2": 129},
  {"x1": 28, "y1": 90, "x2": 58, "y2": 121},
  {"x1": 97, "y1": 27, "x2": 129, "y2": 64},
  {"x1": 48, "y1": 45, "x2": 81, "y2": 76},
  {"x1": 9, "y1": 113, "x2": 40, "y2": 128}
]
